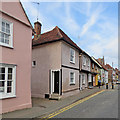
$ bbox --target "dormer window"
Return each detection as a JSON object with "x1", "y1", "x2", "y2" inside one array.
[{"x1": 70, "y1": 48, "x2": 75, "y2": 63}]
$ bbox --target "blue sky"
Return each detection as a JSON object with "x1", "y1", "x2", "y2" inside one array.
[{"x1": 21, "y1": 1, "x2": 118, "y2": 68}]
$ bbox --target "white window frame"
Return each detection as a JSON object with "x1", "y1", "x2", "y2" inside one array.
[
  {"x1": 70, "y1": 72, "x2": 75, "y2": 84},
  {"x1": 83, "y1": 56, "x2": 86, "y2": 66},
  {"x1": 88, "y1": 59, "x2": 90, "y2": 67},
  {"x1": 88, "y1": 74, "x2": 92, "y2": 82},
  {"x1": 0, "y1": 64, "x2": 16, "y2": 99},
  {"x1": 92, "y1": 63, "x2": 94, "y2": 69},
  {"x1": 95, "y1": 65, "x2": 97, "y2": 70},
  {"x1": 0, "y1": 18, "x2": 13, "y2": 48},
  {"x1": 32, "y1": 61, "x2": 36, "y2": 67},
  {"x1": 82, "y1": 74, "x2": 85, "y2": 84},
  {"x1": 70, "y1": 48, "x2": 75, "y2": 63}
]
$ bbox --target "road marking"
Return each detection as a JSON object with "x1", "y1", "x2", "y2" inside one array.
[{"x1": 40, "y1": 90, "x2": 105, "y2": 120}]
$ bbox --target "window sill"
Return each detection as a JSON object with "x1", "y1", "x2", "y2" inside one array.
[
  {"x1": 70, "y1": 83, "x2": 75, "y2": 85},
  {"x1": 0, "y1": 95, "x2": 16, "y2": 100},
  {"x1": 0, "y1": 43, "x2": 13, "y2": 49},
  {"x1": 70, "y1": 61, "x2": 75, "y2": 64}
]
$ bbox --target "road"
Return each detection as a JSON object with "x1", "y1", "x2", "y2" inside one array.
[{"x1": 42, "y1": 85, "x2": 118, "y2": 119}]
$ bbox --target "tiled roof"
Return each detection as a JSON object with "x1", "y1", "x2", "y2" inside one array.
[
  {"x1": 105, "y1": 64, "x2": 113, "y2": 70},
  {"x1": 32, "y1": 26, "x2": 82, "y2": 51},
  {"x1": 96, "y1": 59, "x2": 108, "y2": 71}
]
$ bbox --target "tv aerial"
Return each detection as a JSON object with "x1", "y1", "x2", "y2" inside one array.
[{"x1": 33, "y1": 2, "x2": 40, "y2": 21}]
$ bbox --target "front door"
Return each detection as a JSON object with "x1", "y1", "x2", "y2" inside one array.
[{"x1": 54, "y1": 71, "x2": 59, "y2": 94}]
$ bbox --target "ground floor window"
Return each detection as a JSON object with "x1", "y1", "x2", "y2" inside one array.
[
  {"x1": 82, "y1": 74, "x2": 85, "y2": 85},
  {"x1": 0, "y1": 64, "x2": 16, "y2": 99},
  {"x1": 70, "y1": 72, "x2": 75, "y2": 84}
]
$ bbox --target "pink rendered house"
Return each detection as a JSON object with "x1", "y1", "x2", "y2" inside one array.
[{"x1": 0, "y1": 1, "x2": 32, "y2": 113}]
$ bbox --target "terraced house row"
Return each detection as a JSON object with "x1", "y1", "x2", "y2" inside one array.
[
  {"x1": 0, "y1": 1, "x2": 118, "y2": 114},
  {"x1": 32, "y1": 22, "x2": 109, "y2": 100}
]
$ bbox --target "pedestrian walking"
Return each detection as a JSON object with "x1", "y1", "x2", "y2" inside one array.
[{"x1": 98, "y1": 80, "x2": 101, "y2": 89}]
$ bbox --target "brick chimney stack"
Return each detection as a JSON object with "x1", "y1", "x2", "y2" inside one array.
[
  {"x1": 34, "y1": 21, "x2": 42, "y2": 40},
  {"x1": 103, "y1": 56, "x2": 104, "y2": 65}
]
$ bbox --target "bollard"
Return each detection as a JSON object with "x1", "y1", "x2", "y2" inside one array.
[
  {"x1": 112, "y1": 83, "x2": 114, "y2": 89},
  {"x1": 106, "y1": 83, "x2": 108, "y2": 89}
]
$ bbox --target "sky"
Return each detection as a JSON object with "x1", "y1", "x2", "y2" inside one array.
[{"x1": 21, "y1": 0, "x2": 118, "y2": 68}]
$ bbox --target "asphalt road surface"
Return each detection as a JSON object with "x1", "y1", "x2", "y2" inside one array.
[{"x1": 51, "y1": 85, "x2": 118, "y2": 118}]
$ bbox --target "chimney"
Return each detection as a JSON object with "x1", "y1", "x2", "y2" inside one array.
[
  {"x1": 103, "y1": 56, "x2": 104, "y2": 65},
  {"x1": 34, "y1": 21, "x2": 42, "y2": 40}
]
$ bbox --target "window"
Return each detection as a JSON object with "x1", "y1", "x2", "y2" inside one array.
[
  {"x1": 0, "y1": 18, "x2": 13, "y2": 47},
  {"x1": 95, "y1": 65, "x2": 97, "y2": 70},
  {"x1": 82, "y1": 74, "x2": 85, "y2": 84},
  {"x1": 0, "y1": 64, "x2": 16, "y2": 99},
  {"x1": 88, "y1": 74, "x2": 92, "y2": 82},
  {"x1": 83, "y1": 56, "x2": 86, "y2": 66},
  {"x1": 70, "y1": 48, "x2": 75, "y2": 63},
  {"x1": 70, "y1": 72, "x2": 75, "y2": 84},
  {"x1": 92, "y1": 63, "x2": 94, "y2": 69},
  {"x1": 32, "y1": 61, "x2": 36, "y2": 67},
  {"x1": 88, "y1": 59, "x2": 90, "y2": 67}
]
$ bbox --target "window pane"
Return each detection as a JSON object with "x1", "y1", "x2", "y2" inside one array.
[
  {"x1": 8, "y1": 68, "x2": 12, "y2": 73},
  {"x1": 2, "y1": 22, "x2": 5, "y2": 27},
  {"x1": 7, "y1": 81, "x2": 12, "y2": 86},
  {"x1": 0, "y1": 74, "x2": 5, "y2": 80},
  {"x1": 5, "y1": 39, "x2": 9, "y2": 44},
  {"x1": 6, "y1": 29, "x2": 10, "y2": 34},
  {"x1": 0, "y1": 87, "x2": 4, "y2": 92},
  {"x1": 2, "y1": 27, "x2": 5, "y2": 32},
  {"x1": 70, "y1": 56, "x2": 73, "y2": 61},
  {"x1": 5, "y1": 34, "x2": 9, "y2": 39},
  {"x1": 0, "y1": 81, "x2": 5, "y2": 87},
  {"x1": 0, "y1": 67, "x2": 5, "y2": 73},
  {"x1": 7, "y1": 87, "x2": 12, "y2": 93},
  {"x1": 6, "y1": 23, "x2": 10, "y2": 29},
  {"x1": 71, "y1": 78, "x2": 73, "y2": 83},
  {"x1": 8, "y1": 74, "x2": 12, "y2": 80}
]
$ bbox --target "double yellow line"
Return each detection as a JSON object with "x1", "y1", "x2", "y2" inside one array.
[{"x1": 40, "y1": 90, "x2": 105, "y2": 120}]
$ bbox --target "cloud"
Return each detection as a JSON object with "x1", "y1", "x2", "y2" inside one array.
[{"x1": 80, "y1": 4, "x2": 106, "y2": 37}]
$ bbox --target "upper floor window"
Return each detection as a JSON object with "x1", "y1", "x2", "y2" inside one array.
[
  {"x1": 88, "y1": 59, "x2": 90, "y2": 67},
  {"x1": 0, "y1": 18, "x2": 13, "y2": 48},
  {"x1": 95, "y1": 65, "x2": 97, "y2": 70},
  {"x1": 70, "y1": 72, "x2": 75, "y2": 84},
  {"x1": 0, "y1": 64, "x2": 16, "y2": 99},
  {"x1": 70, "y1": 48, "x2": 75, "y2": 63},
  {"x1": 83, "y1": 56, "x2": 86, "y2": 66},
  {"x1": 92, "y1": 63, "x2": 94, "y2": 69}
]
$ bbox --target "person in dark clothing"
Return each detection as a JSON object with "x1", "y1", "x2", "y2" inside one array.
[{"x1": 98, "y1": 80, "x2": 101, "y2": 89}]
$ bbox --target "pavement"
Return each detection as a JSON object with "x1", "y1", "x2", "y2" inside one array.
[{"x1": 2, "y1": 84, "x2": 114, "y2": 119}]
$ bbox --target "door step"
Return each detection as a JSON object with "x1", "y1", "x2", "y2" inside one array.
[{"x1": 49, "y1": 94, "x2": 61, "y2": 100}]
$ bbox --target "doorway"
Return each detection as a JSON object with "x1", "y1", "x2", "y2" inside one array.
[{"x1": 54, "y1": 71, "x2": 59, "y2": 94}]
